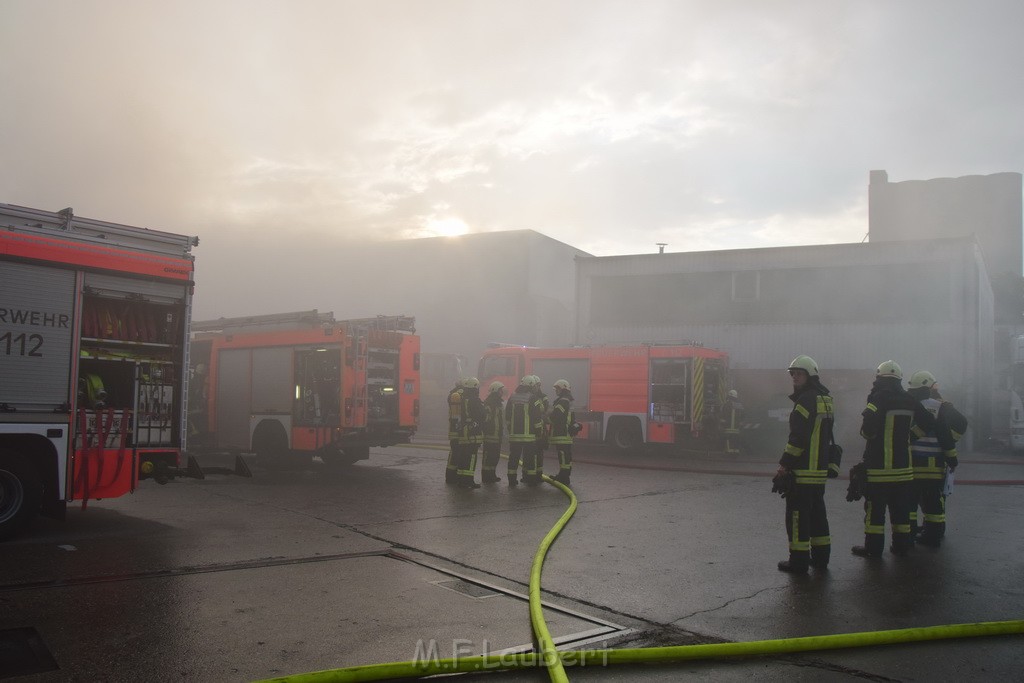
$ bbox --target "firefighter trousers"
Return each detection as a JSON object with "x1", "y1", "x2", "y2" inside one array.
[
  {"x1": 481, "y1": 442, "x2": 501, "y2": 476},
  {"x1": 554, "y1": 444, "x2": 572, "y2": 483},
  {"x1": 862, "y1": 482, "x2": 912, "y2": 554},
  {"x1": 507, "y1": 441, "x2": 538, "y2": 482},
  {"x1": 784, "y1": 484, "x2": 830, "y2": 568},
  {"x1": 445, "y1": 440, "x2": 459, "y2": 482},
  {"x1": 912, "y1": 478, "x2": 946, "y2": 542},
  {"x1": 724, "y1": 428, "x2": 740, "y2": 454},
  {"x1": 455, "y1": 442, "x2": 479, "y2": 482}
]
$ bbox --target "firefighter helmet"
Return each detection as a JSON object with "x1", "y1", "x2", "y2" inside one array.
[
  {"x1": 788, "y1": 355, "x2": 819, "y2": 377},
  {"x1": 520, "y1": 375, "x2": 536, "y2": 387},
  {"x1": 908, "y1": 370, "x2": 937, "y2": 389},
  {"x1": 727, "y1": 389, "x2": 738, "y2": 399},
  {"x1": 553, "y1": 379, "x2": 571, "y2": 391},
  {"x1": 527, "y1": 375, "x2": 541, "y2": 387},
  {"x1": 461, "y1": 376, "x2": 480, "y2": 389},
  {"x1": 489, "y1": 381, "x2": 505, "y2": 394},
  {"x1": 876, "y1": 360, "x2": 903, "y2": 379}
]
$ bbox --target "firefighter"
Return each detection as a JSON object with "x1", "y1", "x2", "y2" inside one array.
[
  {"x1": 531, "y1": 375, "x2": 550, "y2": 478},
  {"x1": 506, "y1": 376, "x2": 544, "y2": 486},
  {"x1": 906, "y1": 370, "x2": 968, "y2": 547},
  {"x1": 775, "y1": 355, "x2": 838, "y2": 573},
  {"x1": 852, "y1": 361, "x2": 936, "y2": 559},
  {"x1": 445, "y1": 380, "x2": 463, "y2": 485},
  {"x1": 453, "y1": 377, "x2": 485, "y2": 489},
  {"x1": 548, "y1": 379, "x2": 580, "y2": 486},
  {"x1": 480, "y1": 381, "x2": 506, "y2": 483},
  {"x1": 723, "y1": 389, "x2": 743, "y2": 455}
]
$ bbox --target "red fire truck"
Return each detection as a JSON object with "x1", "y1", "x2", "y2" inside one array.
[
  {"x1": 188, "y1": 311, "x2": 420, "y2": 468},
  {"x1": 477, "y1": 343, "x2": 729, "y2": 450},
  {"x1": 0, "y1": 203, "x2": 198, "y2": 540}
]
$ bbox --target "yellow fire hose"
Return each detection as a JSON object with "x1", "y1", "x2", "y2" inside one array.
[{"x1": 256, "y1": 470, "x2": 1024, "y2": 683}]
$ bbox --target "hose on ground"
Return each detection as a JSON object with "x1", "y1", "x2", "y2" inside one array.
[{"x1": 255, "y1": 470, "x2": 1023, "y2": 683}]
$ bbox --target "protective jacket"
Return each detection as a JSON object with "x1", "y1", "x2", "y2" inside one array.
[
  {"x1": 907, "y1": 390, "x2": 961, "y2": 479},
  {"x1": 860, "y1": 377, "x2": 935, "y2": 484},
  {"x1": 548, "y1": 392, "x2": 575, "y2": 445},
  {"x1": 505, "y1": 386, "x2": 544, "y2": 442},
  {"x1": 482, "y1": 392, "x2": 505, "y2": 444},
  {"x1": 451, "y1": 388, "x2": 485, "y2": 445},
  {"x1": 780, "y1": 380, "x2": 836, "y2": 485}
]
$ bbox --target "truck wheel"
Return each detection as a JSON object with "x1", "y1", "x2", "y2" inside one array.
[
  {"x1": 343, "y1": 445, "x2": 371, "y2": 462},
  {"x1": 254, "y1": 432, "x2": 289, "y2": 470},
  {"x1": 0, "y1": 449, "x2": 42, "y2": 542},
  {"x1": 321, "y1": 451, "x2": 358, "y2": 469},
  {"x1": 608, "y1": 419, "x2": 642, "y2": 452}
]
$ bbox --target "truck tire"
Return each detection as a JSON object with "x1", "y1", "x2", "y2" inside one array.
[
  {"x1": 254, "y1": 429, "x2": 290, "y2": 470},
  {"x1": 607, "y1": 418, "x2": 642, "y2": 452},
  {"x1": 343, "y1": 445, "x2": 371, "y2": 462},
  {"x1": 321, "y1": 450, "x2": 358, "y2": 469},
  {"x1": 0, "y1": 449, "x2": 42, "y2": 542}
]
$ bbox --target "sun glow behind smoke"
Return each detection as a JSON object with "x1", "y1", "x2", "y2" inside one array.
[{"x1": 425, "y1": 216, "x2": 470, "y2": 237}]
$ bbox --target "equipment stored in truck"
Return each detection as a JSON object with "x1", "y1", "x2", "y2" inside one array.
[
  {"x1": 188, "y1": 311, "x2": 419, "y2": 468},
  {"x1": 0, "y1": 203, "x2": 198, "y2": 540}
]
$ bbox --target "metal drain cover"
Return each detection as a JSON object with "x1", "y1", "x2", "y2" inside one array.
[
  {"x1": 0, "y1": 627, "x2": 59, "y2": 678},
  {"x1": 432, "y1": 579, "x2": 501, "y2": 599}
]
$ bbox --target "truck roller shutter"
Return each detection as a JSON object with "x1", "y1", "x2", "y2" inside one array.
[{"x1": 0, "y1": 261, "x2": 76, "y2": 410}]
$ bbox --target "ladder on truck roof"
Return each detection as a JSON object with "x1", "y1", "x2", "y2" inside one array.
[
  {"x1": 191, "y1": 311, "x2": 415, "y2": 335},
  {"x1": 190, "y1": 310, "x2": 332, "y2": 334},
  {"x1": 0, "y1": 203, "x2": 198, "y2": 257}
]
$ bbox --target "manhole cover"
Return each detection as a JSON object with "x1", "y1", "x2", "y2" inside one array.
[
  {"x1": 0, "y1": 627, "x2": 59, "y2": 679},
  {"x1": 432, "y1": 579, "x2": 501, "y2": 599}
]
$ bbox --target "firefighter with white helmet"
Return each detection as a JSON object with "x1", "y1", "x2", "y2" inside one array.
[
  {"x1": 480, "y1": 381, "x2": 506, "y2": 483},
  {"x1": 906, "y1": 370, "x2": 969, "y2": 547},
  {"x1": 548, "y1": 379, "x2": 580, "y2": 485},
  {"x1": 505, "y1": 375, "x2": 546, "y2": 486},
  {"x1": 723, "y1": 389, "x2": 743, "y2": 454},
  {"x1": 775, "y1": 355, "x2": 839, "y2": 573},
  {"x1": 447, "y1": 377, "x2": 485, "y2": 488},
  {"x1": 445, "y1": 379, "x2": 464, "y2": 485},
  {"x1": 851, "y1": 361, "x2": 936, "y2": 558},
  {"x1": 530, "y1": 375, "x2": 551, "y2": 481}
]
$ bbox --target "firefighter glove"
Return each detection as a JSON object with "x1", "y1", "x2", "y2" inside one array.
[
  {"x1": 846, "y1": 462, "x2": 867, "y2": 502},
  {"x1": 771, "y1": 470, "x2": 795, "y2": 498}
]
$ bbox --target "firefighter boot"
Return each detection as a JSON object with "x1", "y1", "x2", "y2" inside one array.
[
  {"x1": 852, "y1": 536, "x2": 884, "y2": 558},
  {"x1": 918, "y1": 521, "x2": 943, "y2": 548},
  {"x1": 777, "y1": 551, "x2": 809, "y2": 574},
  {"x1": 457, "y1": 475, "x2": 481, "y2": 490},
  {"x1": 482, "y1": 471, "x2": 501, "y2": 483},
  {"x1": 507, "y1": 471, "x2": 518, "y2": 487},
  {"x1": 810, "y1": 546, "x2": 831, "y2": 570},
  {"x1": 553, "y1": 470, "x2": 571, "y2": 486},
  {"x1": 890, "y1": 532, "x2": 911, "y2": 556}
]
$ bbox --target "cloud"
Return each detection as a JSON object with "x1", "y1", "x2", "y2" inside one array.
[{"x1": 1, "y1": 0, "x2": 1020, "y2": 276}]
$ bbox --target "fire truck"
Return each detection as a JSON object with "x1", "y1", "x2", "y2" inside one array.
[
  {"x1": 477, "y1": 343, "x2": 729, "y2": 450},
  {"x1": 0, "y1": 203, "x2": 198, "y2": 540},
  {"x1": 188, "y1": 311, "x2": 420, "y2": 468}
]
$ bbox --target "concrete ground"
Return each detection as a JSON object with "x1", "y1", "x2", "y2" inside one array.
[{"x1": 1, "y1": 441, "x2": 1022, "y2": 682}]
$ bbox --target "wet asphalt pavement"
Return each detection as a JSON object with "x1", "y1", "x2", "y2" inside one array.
[{"x1": 1, "y1": 440, "x2": 1022, "y2": 682}]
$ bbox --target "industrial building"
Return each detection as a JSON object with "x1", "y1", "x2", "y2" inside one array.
[{"x1": 573, "y1": 237, "x2": 995, "y2": 450}]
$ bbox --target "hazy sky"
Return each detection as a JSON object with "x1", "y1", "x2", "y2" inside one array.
[{"x1": 2, "y1": 1, "x2": 1022, "y2": 282}]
